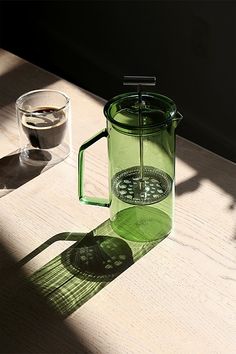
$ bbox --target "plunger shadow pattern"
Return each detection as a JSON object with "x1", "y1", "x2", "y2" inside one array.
[{"x1": 21, "y1": 218, "x2": 166, "y2": 318}]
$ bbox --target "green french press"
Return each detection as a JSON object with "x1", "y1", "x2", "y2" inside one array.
[{"x1": 78, "y1": 76, "x2": 182, "y2": 242}]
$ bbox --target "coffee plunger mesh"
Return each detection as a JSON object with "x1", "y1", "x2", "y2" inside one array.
[{"x1": 112, "y1": 166, "x2": 172, "y2": 205}]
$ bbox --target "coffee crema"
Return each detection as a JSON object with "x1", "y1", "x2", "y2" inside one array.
[{"x1": 21, "y1": 106, "x2": 67, "y2": 149}]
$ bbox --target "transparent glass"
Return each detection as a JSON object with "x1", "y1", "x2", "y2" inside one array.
[
  {"x1": 16, "y1": 89, "x2": 71, "y2": 166},
  {"x1": 78, "y1": 92, "x2": 182, "y2": 242}
]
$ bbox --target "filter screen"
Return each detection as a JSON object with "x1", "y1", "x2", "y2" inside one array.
[{"x1": 112, "y1": 166, "x2": 172, "y2": 205}]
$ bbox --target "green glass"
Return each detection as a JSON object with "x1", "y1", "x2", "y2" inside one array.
[{"x1": 78, "y1": 92, "x2": 182, "y2": 242}]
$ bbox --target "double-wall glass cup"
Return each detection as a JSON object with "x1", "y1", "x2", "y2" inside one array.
[{"x1": 16, "y1": 89, "x2": 71, "y2": 166}]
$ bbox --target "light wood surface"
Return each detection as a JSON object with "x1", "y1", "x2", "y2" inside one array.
[{"x1": 0, "y1": 49, "x2": 235, "y2": 354}]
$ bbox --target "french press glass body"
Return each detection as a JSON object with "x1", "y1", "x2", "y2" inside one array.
[{"x1": 78, "y1": 76, "x2": 182, "y2": 242}]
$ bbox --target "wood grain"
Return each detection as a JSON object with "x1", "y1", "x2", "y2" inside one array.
[{"x1": 0, "y1": 49, "x2": 235, "y2": 354}]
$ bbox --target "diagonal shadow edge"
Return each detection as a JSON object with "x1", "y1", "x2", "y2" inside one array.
[{"x1": 0, "y1": 235, "x2": 94, "y2": 354}]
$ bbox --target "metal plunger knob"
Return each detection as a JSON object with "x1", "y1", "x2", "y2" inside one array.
[{"x1": 123, "y1": 76, "x2": 156, "y2": 86}]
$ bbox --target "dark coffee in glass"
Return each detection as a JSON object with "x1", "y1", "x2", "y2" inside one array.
[{"x1": 21, "y1": 107, "x2": 67, "y2": 149}]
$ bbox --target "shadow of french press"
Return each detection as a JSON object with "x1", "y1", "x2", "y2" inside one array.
[
  {"x1": 61, "y1": 233, "x2": 134, "y2": 282},
  {"x1": 19, "y1": 219, "x2": 164, "y2": 318}
]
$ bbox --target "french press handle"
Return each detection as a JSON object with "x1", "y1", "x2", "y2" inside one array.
[{"x1": 78, "y1": 129, "x2": 110, "y2": 207}]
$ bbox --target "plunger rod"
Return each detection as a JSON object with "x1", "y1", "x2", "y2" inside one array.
[
  {"x1": 123, "y1": 76, "x2": 157, "y2": 188},
  {"x1": 138, "y1": 85, "x2": 144, "y2": 185}
]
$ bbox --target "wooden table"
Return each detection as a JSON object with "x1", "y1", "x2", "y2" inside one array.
[{"x1": 0, "y1": 49, "x2": 235, "y2": 354}]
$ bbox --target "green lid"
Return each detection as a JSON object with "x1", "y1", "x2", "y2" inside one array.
[{"x1": 104, "y1": 92, "x2": 177, "y2": 133}]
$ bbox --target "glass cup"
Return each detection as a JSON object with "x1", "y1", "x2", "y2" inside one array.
[{"x1": 16, "y1": 89, "x2": 71, "y2": 166}]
